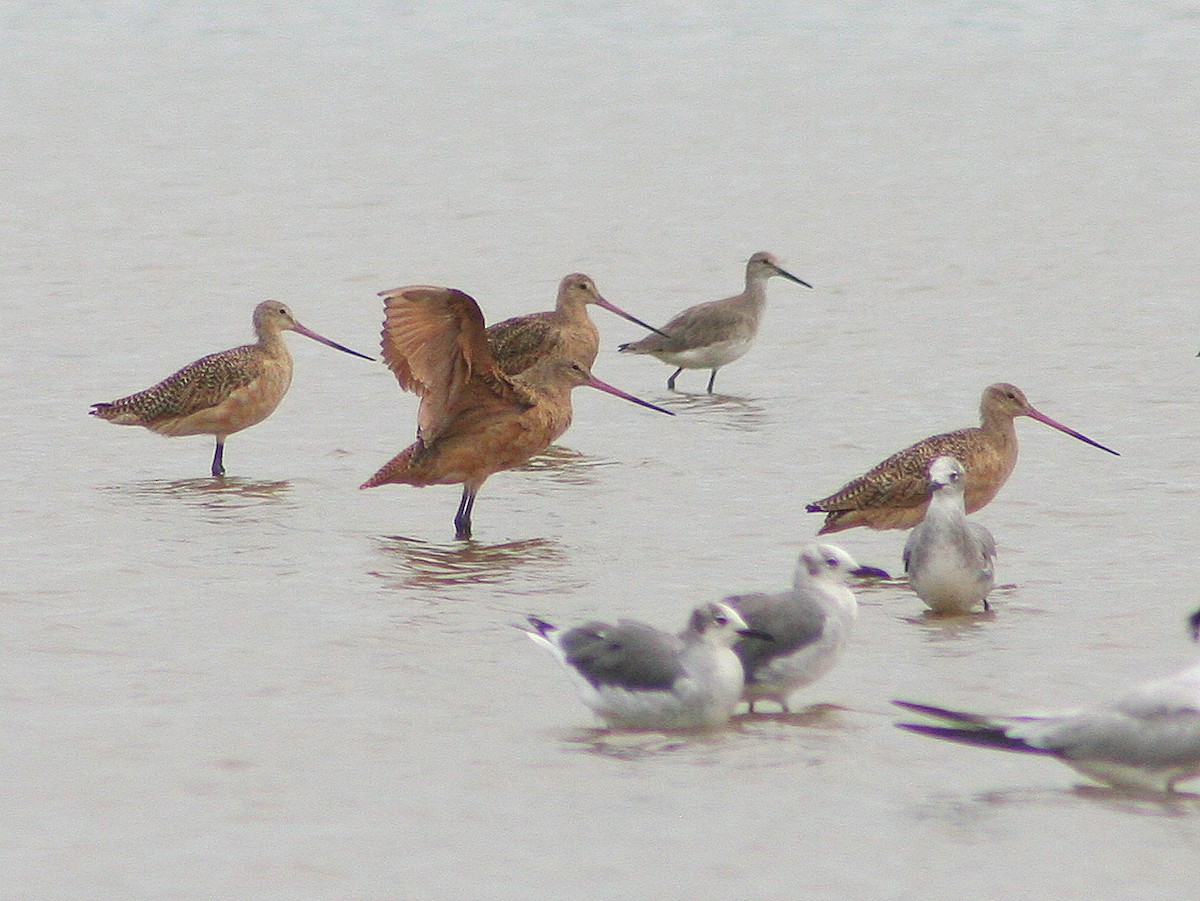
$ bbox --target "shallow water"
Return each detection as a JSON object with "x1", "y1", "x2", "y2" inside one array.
[{"x1": 5, "y1": 2, "x2": 1200, "y2": 898}]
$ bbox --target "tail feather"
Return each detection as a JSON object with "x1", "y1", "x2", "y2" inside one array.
[{"x1": 360, "y1": 444, "x2": 420, "y2": 489}]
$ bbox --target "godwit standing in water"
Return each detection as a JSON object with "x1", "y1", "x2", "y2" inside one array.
[
  {"x1": 523, "y1": 602, "x2": 771, "y2": 730},
  {"x1": 486, "y1": 273, "x2": 666, "y2": 376},
  {"x1": 894, "y1": 609, "x2": 1200, "y2": 793},
  {"x1": 90, "y1": 300, "x2": 373, "y2": 477},
  {"x1": 360, "y1": 285, "x2": 672, "y2": 539},
  {"x1": 617, "y1": 251, "x2": 811, "y2": 393},
  {"x1": 902, "y1": 456, "x2": 997, "y2": 615},
  {"x1": 728, "y1": 544, "x2": 886, "y2": 713},
  {"x1": 806, "y1": 383, "x2": 1119, "y2": 534}
]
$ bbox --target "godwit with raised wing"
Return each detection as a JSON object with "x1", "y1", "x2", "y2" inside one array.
[
  {"x1": 893, "y1": 609, "x2": 1200, "y2": 793},
  {"x1": 617, "y1": 251, "x2": 811, "y2": 393},
  {"x1": 523, "y1": 602, "x2": 772, "y2": 730},
  {"x1": 728, "y1": 544, "x2": 886, "y2": 713},
  {"x1": 902, "y1": 456, "x2": 997, "y2": 614},
  {"x1": 486, "y1": 273, "x2": 665, "y2": 376},
  {"x1": 90, "y1": 300, "x2": 373, "y2": 477},
  {"x1": 360, "y1": 285, "x2": 672, "y2": 540},
  {"x1": 806, "y1": 383, "x2": 1119, "y2": 534}
]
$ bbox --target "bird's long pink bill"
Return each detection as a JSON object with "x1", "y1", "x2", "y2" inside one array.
[
  {"x1": 292, "y1": 323, "x2": 376, "y2": 361},
  {"x1": 771, "y1": 265, "x2": 813, "y2": 289},
  {"x1": 1027, "y1": 408, "x2": 1119, "y2": 456},
  {"x1": 594, "y1": 297, "x2": 671, "y2": 338},
  {"x1": 585, "y1": 375, "x2": 675, "y2": 416}
]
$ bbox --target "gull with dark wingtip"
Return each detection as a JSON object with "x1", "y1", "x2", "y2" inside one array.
[
  {"x1": 618, "y1": 251, "x2": 812, "y2": 393},
  {"x1": 903, "y1": 455, "x2": 997, "y2": 614},
  {"x1": 729, "y1": 544, "x2": 886, "y2": 713},
  {"x1": 894, "y1": 609, "x2": 1200, "y2": 794},
  {"x1": 523, "y1": 602, "x2": 771, "y2": 730},
  {"x1": 807, "y1": 383, "x2": 1119, "y2": 534},
  {"x1": 90, "y1": 300, "x2": 373, "y2": 477}
]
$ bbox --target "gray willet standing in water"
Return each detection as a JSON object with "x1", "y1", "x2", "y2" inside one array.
[
  {"x1": 618, "y1": 251, "x2": 811, "y2": 393},
  {"x1": 894, "y1": 609, "x2": 1200, "y2": 794},
  {"x1": 729, "y1": 544, "x2": 887, "y2": 713},
  {"x1": 360, "y1": 285, "x2": 672, "y2": 540},
  {"x1": 486, "y1": 273, "x2": 666, "y2": 376},
  {"x1": 523, "y1": 602, "x2": 772, "y2": 730},
  {"x1": 807, "y1": 383, "x2": 1119, "y2": 534},
  {"x1": 90, "y1": 300, "x2": 373, "y2": 477},
  {"x1": 903, "y1": 455, "x2": 997, "y2": 614}
]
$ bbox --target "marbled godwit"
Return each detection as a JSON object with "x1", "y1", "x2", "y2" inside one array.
[
  {"x1": 486, "y1": 273, "x2": 666, "y2": 376},
  {"x1": 90, "y1": 300, "x2": 372, "y2": 477},
  {"x1": 806, "y1": 383, "x2": 1120, "y2": 534},
  {"x1": 729, "y1": 544, "x2": 885, "y2": 713},
  {"x1": 360, "y1": 285, "x2": 672, "y2": 539},
  {"x1": 902, "y1": 456, "x2": 997, "y2": 614},
  {"x1": 893, "y1": 609, "x2": 1200, "y2": 793},
  {"x1": 617, "y1": 251, "x2": 812, "y2": 393},
  {"x1": 523, "y1": 602, "x2": 771, "y2": 730}
]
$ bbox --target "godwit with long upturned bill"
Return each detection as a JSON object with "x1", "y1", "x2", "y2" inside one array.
[
  {"x1": 729, "y1": 544, "x2": 886, "y2": 713},
  {"x1": 90, "y1": 300, "x2": 373, "y2": 477},
  {"x1": 806, "y1": 383, "x2": 1119, "y2": 534},
  {"x1": 893, "y1": 609, "x2": 1200, "y2": 793},
  {"x1": 360, "y1": 285, "x2": 672, "y2": 540},
  {"x1": 523, "y1": 602, "x2": 772, "y2": 730},
  {"x1": 486, "y1": 273, "x2": 666, "y2": 376},
  {"x1": 617, "y1": 251, "x2": 811, "y2": 393},
  {"x1": 902, "y1": 455, "x2": 997, "y2": 614}
]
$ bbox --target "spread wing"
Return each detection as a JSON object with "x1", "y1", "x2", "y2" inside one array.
[{"x1": 377, "y1": 286, "x2": 523, "y2": 442}]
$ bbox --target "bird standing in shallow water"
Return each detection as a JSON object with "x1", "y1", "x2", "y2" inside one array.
[
  {"x1": 485, "y1": 273, "x2": 666, "y2": 376},
  {"x1": 360, "y1": 285, "x2": 672, "y2": 540},
  {"x1": 90, "y1": 300, "x2": 373, "y2": 477},
  {"x1": 729, "y1": 544, "x2": 886, "y2": 713},
  {"x1": 617, "y1": 251, "x2": 811, "y2": 393},
  {"x1": 894, "y1": 609, "x2": 1200, "y2": 794},
  {"x1": 806, "y1": 383, "x2": 1119, "y2": 534},
  {"x1": 524, "y1": 602, "x2": 771, "y2": 730},
  {"x1": 903, "y1": 455, "x2": 997, "y2": 614}
]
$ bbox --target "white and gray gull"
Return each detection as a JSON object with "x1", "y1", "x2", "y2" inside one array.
[
  {"x1": 525, "y1": 601, "x2": 771, "y2": 730},
  {"x1": 902, "y1": 455, "x2": 997, "y2": 614},
  {"x1": 729, "y1": 544, "x2": 888, "y2": 713},
  {"x1": 894, "y1": 608, "x2": 1200, "y2": 793}
]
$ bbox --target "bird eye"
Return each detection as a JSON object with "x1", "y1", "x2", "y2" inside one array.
[
  {"x1": 714, "y1": 614, "x2": 728, "y2": 625},
  {"x1": 826, "y1": 557, "x2": 839, "y2": 567}
]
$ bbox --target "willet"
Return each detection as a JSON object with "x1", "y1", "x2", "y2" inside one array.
[
  {"x1": 729, "y1": 544, "x2": 886, "y2": 713},
  {"x1": 902, "y1": 455, "x2": 997, "y2": 614},
  {"x1": 90, "y1": 300, "x2": 372, "y2": 477},
  {"x1": 894, "y1": 609, "x2": 1200, "y2": 793},
  {"x1": 360, "y1": 285, "x2": 672, "y2": 539},
  {"x1": 807, "y1": 383, "x2": 1119, "y2": 534},
  {"x1": 486, "y1": 273, "x2": 665, "y2": 376},
  {"x1": 523, "y1": 601, "x2": 771, "y2": 730},
  {"x1": 617, "y1": 251, "x2": 811, "y2": 393}
]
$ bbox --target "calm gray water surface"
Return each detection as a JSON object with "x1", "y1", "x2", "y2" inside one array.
[{"x1": 5, "y1": 2, "x2": 1200, "y2": 898}]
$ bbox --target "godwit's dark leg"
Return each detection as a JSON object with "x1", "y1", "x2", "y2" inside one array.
[
  {"x1": 706, "y1": 369, "x2": 718, "y2": 393},
  {"x1": 667, "y1": 367, "x2": 683, "y2": 391},
  {"x1": 211, "y1": 439, "x2": 226, "y2": 478},
  {"x1": 454, "y1": 486, "x2": 477, "y2": 540}
]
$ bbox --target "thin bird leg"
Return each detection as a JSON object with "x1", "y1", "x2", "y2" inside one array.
[
  {"x1": 706, "y1": 369, "x2": 718, "y2": 393},
  {"x1": 667, "y1": 367, "x2": 683, "y2": 391},
  {"x1": 454, "y1": 487, "x2": 477, "y2": 540},
  {"x1": 211, "y1": 439, "x2": 226, "y2": 478}
]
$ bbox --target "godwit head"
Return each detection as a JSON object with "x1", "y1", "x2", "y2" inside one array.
[
  {"x1": 555, "y1": 273, "x2": 667, "y2": 337},
  {"x1": 980, "y1": 383, "x2": 1118, "y2": 455},
  {"x1": 252, "y1": 301, "x2": 374, "y2": 360}
]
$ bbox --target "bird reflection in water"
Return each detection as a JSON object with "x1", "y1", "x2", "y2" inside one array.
[{"x1": 372, "y1": 535, "x2": 569, "y2": 592}]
